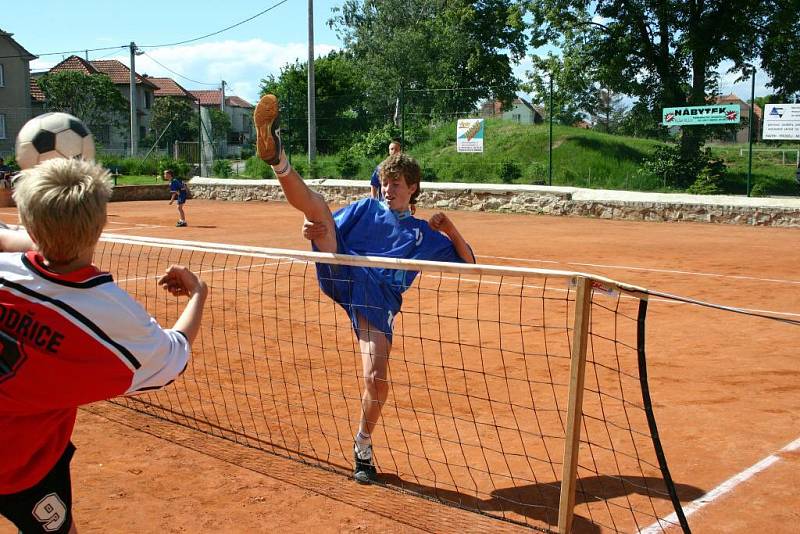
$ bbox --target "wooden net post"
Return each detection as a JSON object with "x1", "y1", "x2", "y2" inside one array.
[{"x1": 558, "y1": 276, "x2": 593, "y2": 533}]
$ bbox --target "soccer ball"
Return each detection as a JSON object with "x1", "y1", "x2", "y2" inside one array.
[{"x1": 15, "y1": 112, "x2": 95, "y2": 170}]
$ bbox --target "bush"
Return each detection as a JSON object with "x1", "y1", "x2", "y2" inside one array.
[
  {"x1": 212, "y1": 159, "x2": 233, "y2": 178},
  {"x1": 421, "y1": 165, "x2": 437, "y2": 182},
  {"x1": 337, "y1": 153, "x2": 359, "y2": 179},
  {"x1": 498, "y1": 160, "x2": 522, "y2": 184},
  {"x1": 687, "y1": 157, "x2": 726, "y2": 194},
  {"x1": 244, "y1": 156, "x2": 272, "y2": 178},
  {"x1": 638, "y1": 145, "x2": 725, "y2": 190}
]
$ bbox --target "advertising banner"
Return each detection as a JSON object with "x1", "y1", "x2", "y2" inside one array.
[
  {"x1": 762, "y1": 104, "x2": 800, "y2": 140},
  {"x1": 662, "y1": 105, "x2": 741, "y2": 126},
  {"x1": 456, "y1": 119, "x2": 484, "y2": 153}
]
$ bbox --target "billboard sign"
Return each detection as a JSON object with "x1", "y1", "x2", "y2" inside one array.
[
  {"x1": 456, "y1": 119, "x2": 484, "y2": 153},
  {"x1": 762, "y1": 104, "x2": 800, "y2": 140},
  {"x1": 662, "y1": 105, "x2": 741, "y2": 126}
]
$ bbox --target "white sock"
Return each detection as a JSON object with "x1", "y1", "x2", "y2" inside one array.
[
  {"x1": 271, "y1": 151, "x2": 291, "y2": 177},
  {"x1": 355, "y1": 431, "x2": 371, "y2": 452}
]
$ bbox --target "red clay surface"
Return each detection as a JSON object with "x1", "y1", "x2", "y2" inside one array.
[{"x1": 1, "y1": 199, "x2": 798, "y2": 534}]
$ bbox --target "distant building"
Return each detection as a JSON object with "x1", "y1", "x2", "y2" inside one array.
[
  {"x1": 31, "y1": 55, "x2": 158, "y2": 153},
  {"x1": 481, "y1": 97, "x2": 545, "y2": 124},
  {"x1": 714, "y1": 93, "x2": 762, "y2": 143},
  {"x1": 147, "y1": 76, "x2": 195, "y2": 102},
  {"x1": 190, "y1": 89, "x2": 254, "y2": 156},
  {"x1": 0, "y1": 28, "x2": 37, "y2": 156}
]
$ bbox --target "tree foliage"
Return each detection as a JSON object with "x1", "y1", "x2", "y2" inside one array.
[
  {"x1": 760, "y1": 1, "x2": 800, "y2": 99},
  {"x1": 37, "y1": 71, "x2": 127, "y2": 131},
  {"x1": 260, "y1": 50, "x2": 368, "y2": 154},
  {"x1": 148, "y1": 97, "x2": 198, "y2": 150},
  {"x1": 525, "y1": 0, "x2": 776, "y2": 161},
  {"x1": 331, "y1": 0, "x2": 527, "y2": 122}
]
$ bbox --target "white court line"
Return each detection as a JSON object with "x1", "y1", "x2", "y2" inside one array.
[
  {"x1": 104, "y1": 225, "x2": 163, "y2": 232},
  {"x1": 106, "y1": 221, "x2": 166, "y2": 229},
  {"x1": 477, "y1": 254, "x2": 800, "y2": 286},
  {"x1": 640, "y1": 436, "x2": 800, "y2": 533}
]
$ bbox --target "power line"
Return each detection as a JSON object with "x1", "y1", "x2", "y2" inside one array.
[
  {"x1": 0, "y1": 0, "x2": 291, "y2": 60},
  {"x1": 139, "y1": 51, "x2": 217, "y2": 86},
  {"x1": 138, "y1": 0, "x2": 291, "y2": 49},
  {"x1": 0, "y1": 45, "x2": 127, "y2": 60}
]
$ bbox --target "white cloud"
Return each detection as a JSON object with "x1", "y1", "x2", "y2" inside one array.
[{"x1": 33, "y1": 39, "x2": 339, "y2": 104}]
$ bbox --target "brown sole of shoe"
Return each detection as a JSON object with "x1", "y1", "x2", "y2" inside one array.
[{"x1": 254, "y1": 95, "x2": 280, "y2": 164}]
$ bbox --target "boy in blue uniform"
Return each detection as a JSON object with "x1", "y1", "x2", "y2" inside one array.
[
  {"x1": 165, "y1": 169, "x2": 188, "y2": 227},
  {"x1": 254, "y1": 94, "x2": 475, "y2": 484}
]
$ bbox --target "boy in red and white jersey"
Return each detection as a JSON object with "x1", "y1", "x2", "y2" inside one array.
[{"x1": 0, "y1": 158, "x2": 208, "y2": 534}]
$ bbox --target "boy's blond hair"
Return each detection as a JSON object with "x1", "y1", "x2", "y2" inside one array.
[
  {"x1": 14, "y1": 158, "x2": 112, "y2": 263},
  {"x1": 379, "y1": 153, "x2": 421, "y2": 204}
]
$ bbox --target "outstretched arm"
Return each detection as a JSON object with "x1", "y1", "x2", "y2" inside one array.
[
  {"x1": 158, "y1": 265, "x2": 208, "y2": 344},
  {"x1": 0, "y1": 227, "x2": 34, "y2": 252},
  {"x1": 429, "y1": 212, "x2": 475, "y2": 264}
]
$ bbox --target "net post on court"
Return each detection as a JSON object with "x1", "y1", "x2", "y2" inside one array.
[{"x1": 95, "y1": 232, "x2": 693, "y2": 533}]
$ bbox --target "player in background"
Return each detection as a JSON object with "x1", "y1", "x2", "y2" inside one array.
[
  {"x1": 370, "y1": 140, "x2": 402, "y2": 200},
  {"x1": 165, "y1": 169, "x2": 189, "y2": 227},
  {"x1": 0, "y1": 158, "x2": 208, "y2": 534},
  {"x1": 254, "y1": 94, "x2": 475, "y2": 484}
]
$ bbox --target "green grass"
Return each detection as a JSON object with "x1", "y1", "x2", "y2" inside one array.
[
  {"x1": 231, "y1": 119, "x2": 800, "y2": 195},
  {"x1": 112, "y1": 174, "x2": 164, "y2": 186}
]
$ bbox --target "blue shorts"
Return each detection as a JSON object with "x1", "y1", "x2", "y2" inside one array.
[{"x1": 314, "y1": 231, "x2": 401, "y2": 343}]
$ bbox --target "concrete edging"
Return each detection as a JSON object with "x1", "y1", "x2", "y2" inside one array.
[{"x1": 114, "y1": 179, "x2": 800, "y2": 227}]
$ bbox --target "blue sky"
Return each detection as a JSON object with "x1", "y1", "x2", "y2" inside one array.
[{"x1": 5, "y1": 0, "x2": 772, "y2": 106}]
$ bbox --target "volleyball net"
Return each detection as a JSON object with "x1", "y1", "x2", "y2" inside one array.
[{"x1": 95, "y1": 234, "x2": 690, "y2": 533}]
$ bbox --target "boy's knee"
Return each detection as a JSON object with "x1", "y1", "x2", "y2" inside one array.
[{"x1": 363, "y1": 372, "x2": 389, "y2": 398}]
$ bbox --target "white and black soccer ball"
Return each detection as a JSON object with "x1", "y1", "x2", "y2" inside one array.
[{"x1": 15, "y1": 112, "x2": 95, "y2": 170}]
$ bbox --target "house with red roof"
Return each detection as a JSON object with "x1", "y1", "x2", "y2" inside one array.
[
  {"x1": 190, "y1": 89, "x2": 254, "y2": 155},
  {"x1": 714, "y1": 93, "x2": 762, "y2": 143},
  {"x1": 0, "y1": 28, "x2": 37, "y2": 156},
  {"x1": 31, "y1": 55, "x2": 157, "y2": 153}
]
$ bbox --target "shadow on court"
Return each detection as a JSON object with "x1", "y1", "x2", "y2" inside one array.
[{"x1": 378, "y1": 473, "x2": 705, "y2": 533}]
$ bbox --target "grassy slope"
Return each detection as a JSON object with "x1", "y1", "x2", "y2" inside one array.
[{"x1": 238, "y1": 118, "x2": 800, "y2": 195}]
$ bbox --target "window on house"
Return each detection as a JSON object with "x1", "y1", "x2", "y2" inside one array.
[
  {"x1": 139, "y1": 126, "x2": 146, "y2": 141},
  {"x1": 0, "y1": 64, "x2": 4, "y2": 87},
  {"x1": 0, "y1": 114, "x2": 5, "y2": 139},
  {"x1": 145, "y1": 92, "x2": 152, "y2": 109}
]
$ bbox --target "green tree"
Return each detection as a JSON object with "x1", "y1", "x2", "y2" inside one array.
[
  {"x1": 526, "y1": 0, "x2": 772, "y2": 163},
  {"x1": 760, "y1": 1, "x2": 800, "y2": 100},
  {"x1": 331, "y1": 0, "x2": 526, "y2": 123},
  {"x1": 524, "y1": 38, "x2": 599, "y2": 126},
  {"x1": 148, "y1": 97, "x2": 198, "y2": 150},
  {"x1": 207, "y1": 108, "x2": 231, "y2": 144},
  {"x1": 260, "y1": 50, "x2": 369, "y2": 154},
  {"x1": 592, "y1": 89, "x2": 627, "y2": 134},
  {"x1": 37, "y1": 71, "x2": 128, "y2": 132}
]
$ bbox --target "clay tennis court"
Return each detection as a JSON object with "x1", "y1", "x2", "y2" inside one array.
[{"x1": 1, "y1": 198, "x2": 798, "y2": 533}]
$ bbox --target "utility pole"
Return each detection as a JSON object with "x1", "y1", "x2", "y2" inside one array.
[
  {"x1": 129, "y1": 42, "x2": 138, "y2": 157},
  {"x1": 307, "y1": 0, "x2": 317, "y2": 165},
  {"x1": 747, "y1": 66, "x2": 756, "y2": 197},
  {"x1": 549, "y1": 76, "x2": 554, "y2": 186},
  {"x1": 220, "y1": 80, "x2": 226, "y2": 113}
]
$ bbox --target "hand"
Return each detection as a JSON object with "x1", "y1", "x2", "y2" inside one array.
[
  {"x1": 301, "y1": 218, "x2": 328, "y2": 241},
  {"x1": 428, "y1": 212, "x2": 454, "y2": 233},
  {"x1": 158, "y1": 265, "x2": 207, "y2": 298},
  {"x1": 169, "y1": 200, "x2": 174, "y2": 205}
]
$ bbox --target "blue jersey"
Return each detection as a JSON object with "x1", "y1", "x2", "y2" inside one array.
[
  {"x1": 170, "y1": 178, "x2": 187, "y2": 204},
  {"x1": 315, "y1": 198, "x2": 470, "y2": 342},
  {"x1": 369, "y1": 166, "x2": 383, "y2": 200}
]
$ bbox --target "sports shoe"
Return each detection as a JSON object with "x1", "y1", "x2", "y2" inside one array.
[
  {"x1": 353, "y1": 443, "x2": 377, "y2": 484},
  {"x1": 254, "y1": 94, "x2": 282, "y2": 165},
  {"x1": 176, "y1": 220, "x2": 187, "y2": 227}
]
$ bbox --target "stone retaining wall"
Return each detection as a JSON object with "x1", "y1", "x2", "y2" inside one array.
[
  {"x1": 111, "y1": 184, "x2": 172, "y2": 202},
  {"x1": 169, "y1": 179, "x2": 800, "y2": 227}
]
